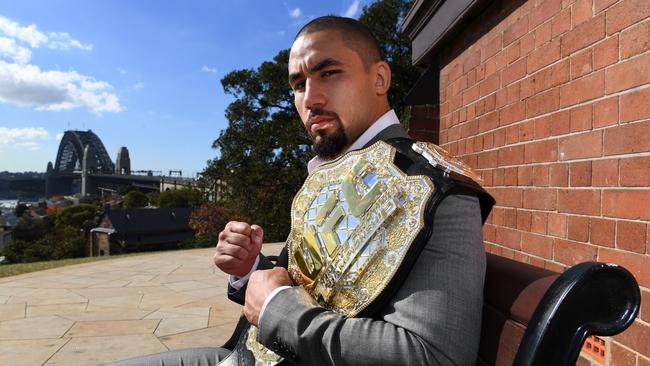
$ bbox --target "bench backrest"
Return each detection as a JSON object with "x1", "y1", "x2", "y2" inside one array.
[{"x1": 478, "y1": 253, "x2": 640, "y2": 366}]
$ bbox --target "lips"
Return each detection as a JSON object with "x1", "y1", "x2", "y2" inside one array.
[{"x1": 308, "y1": 116, "x2": 335, "y2": 132}]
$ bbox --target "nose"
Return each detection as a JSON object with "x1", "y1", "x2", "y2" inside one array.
[{"x1": 303, "y1": 79, "x2": 326, "y2": 110}]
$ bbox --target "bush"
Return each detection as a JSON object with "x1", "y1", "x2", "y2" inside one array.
[{"x1": 123, "y1": 190, "x2": 148, "y2": 209}]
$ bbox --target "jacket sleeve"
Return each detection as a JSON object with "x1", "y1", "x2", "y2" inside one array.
[
  {"x1": 227, "y1": 246, "x2": 289, "y2": 305},
  {"x1": 256, "y1": 193, "x2": 486, "y2": 365}
]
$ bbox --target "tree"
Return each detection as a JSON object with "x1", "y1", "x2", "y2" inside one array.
[
  {"x1": 183, "y1": 203, "x2": 249, "y2": 248},
  {"x1": 14, "y1": 203, "x2": 27, "y2": 218},
  {"x1": 157, "y1": 188, "x2": 205, "y2": 209},
  {"x1": 55, "y1": 204, "x2": 100, "y2": 233},
  {"x1": 123, "y1": 190, "x2": 148, "y2": 209},
  {"x1": 201, "y1": 0, "x2": 418, "y2": 241}
]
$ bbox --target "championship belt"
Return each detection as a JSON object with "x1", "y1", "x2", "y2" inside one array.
[{"x1": 219, "y1": 140, "x2": 490, "y2": 366}]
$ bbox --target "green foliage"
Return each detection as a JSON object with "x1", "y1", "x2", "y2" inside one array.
[
  {"x1": 200, "y1": 0, "x2": 418, "y2": 241},
  {"x1": 55, "y1": 204, "x2": 100, "y2": 233},
  {"x1": 123, "y1": 190, "x2": 149, "y2": 209},
  {"x1": 11, "y1": 216, "x2": 52, "y2": 242},
  {"x1": 14, "y1": 203, "x2": 27, "y2": 218},
  {"x1": 157, "y1": 188, "x2": 205, "y2": 209},
  {"x1": 146, "y1": 191, "x2": 160, "y2": 206}
]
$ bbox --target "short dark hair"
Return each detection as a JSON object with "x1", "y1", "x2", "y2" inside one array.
[{"x1": 293, "y1": 15, "x2": 383, "y2": 69}]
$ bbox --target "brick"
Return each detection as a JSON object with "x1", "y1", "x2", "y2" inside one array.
[
  {"x1": 498, "y1": 145, "x2": 525, "y2": 166},
  {"x1": 533, "y1": 165, "x2": 551, "y2": 187},
  {"x1": 482, "y1": 35, "x2": 502, "y2": 62},
  {"x1": 614, "y1": 320, "x2": 650, "y2": 357},
  {"x1": 603, "y1": 189, "x2": 650, "y2": 220},
  {"x1": 558, "y1": 189, "x2": 601, "y2": 215},
  {"x1": 605, "y1": 52, "x2": 650, "y2": 93},
  {"x1": 479, "y1": 72, "x2": 500, "y2": 97},
  {"x1": 593, "y1": 36, "x2": 619, "y2": 70},
  {"x1": 593, "y1": 96, "x2": 618, "y2": 128},
  {"x1": 620, "y1": 87, "x2": 650, "y2": 123},
  {"x1": 518, "y1": 166, "x2": 533, "y2": 185},
  {"x1": 504, "y1": 167, "x2": 518, "y2": 186},
  {"x1": 550, "y1": 110, "x2": 571, "y2": 136},
  {"x1": 523, "y1": 188, "x2": 557, "y2": 210},
  {"x1": 592, "y1": 158, "x2": 619, "y2": 186},
  {"x1": 478, "y1": 151, "x2": 498, "y2": 170},
  {"x1": 550, "y1": 163, "x2": 569, "y2": 186},
  {"x1": 494, "y1": 128, "x2": 506, "y2": 147},
  {"x1": 478, "y1": 111, "x2": 499, "y2": 133},
  {"x1": 498, "y1": 187, "x2": 524, "y2": 207},
  {"x1": 642, "y1": 289, "x2": 650, "y2": 322},
  {"x1": 567, "y1": 215, "x2": 590, "y2": 241},
  {"x1": 463, "y1": 50, "x2": 481, "y2": 74},
  {"x1": 496, "y1": 89, "x2": 508, "y2": 109},
  {"x1": 604, "y1": 121, "x2": 650, "y2": 155},
  {"x1": 502, "y1": 57, "x2": 527, "y2": 86},
  {"x1": 558, "y1": 131, "x2": 602, "y2": 160},
  {"x1": 561, "y1": 14, "x2": 606, "y2": 56},
  {"x1": 519, "y1": 121, "x2": 535, "y2": 141},
  {"x1": 504, "y1": 207, "x2": 518, "y2": 227},
  {"x1": 590, "y1": 217, "x2": 615, "y2": 247},
  {"x1": 531, "y1": 0, "x2": 563, "y2": 28},
  {"x1": 530, "y1": 59, "x2": 570, "y2": 94},
  {"x1": 571, "y1": 0, "x2": 593, "y2": 27},
  {"x1": 535, "y1": 20, "x2": 552, "y2": 48},
  {"x1": 544, "y1": 261, "x2": 566, "y2": 272},
  {"x1": 606, "y1": 0, "x2": 650, "y2": 35},
  {"x1": 551, "y1": 8, "x2": 571, "y2": 38},
  {"x1": 560, "y1": 70, "x2": 605, "y2": 108},
  {"x1": 623, "y1": 21, "x2": 650, "y2": 61},
  {"x1": 609, "y1": 342, "x2": 636, "y2": 366},
  {"x1": 548, "y1": 212, "x2": 567, "y2": 237},
  {"x1": 616, "y1": 220, "x2": 647, "y2": 253},
  {"x1": 527, "y1": 88, "x2": 560, "y2": 117},
  {"x1": 620, "y1": 156, "x2": 650, "y2": 186},
  {"x1": 570, "y1": 161, "x2": 592, "y2": 186},
  {"x1": 534, "y1": 115, "x2": 552, "y2": 138},
  {"x1": 499, "y1": 101, "x2": 526, "y2": 126},
  {"x1": 506, "y1": 125, "x2": 519, "y2": 145},
  {"x1": 520, "y1": 33, "x2": 535, "y2": 56},
  {"x1": 495, "y1": 226, "x2": 522, "y2": 250},
  {"x1": 463, "y1": 84, "x2": 480, "y2": 105},
  {"x1": 569, "y1": 104, "x2": 593, "y2": 132},
  {"x1": 504, "y1": 15, "x2": 529, "y2": 46},
  {"x1": 554, "y1": 239, "x2": 597, "y2": 265},
  {"x1": 531, "y1": 212, "x2": 548, "y2": 234},
  {"x1": 485, "y1": 94, "x2": 496, "y2": 112},
  {"x1": 517, "y1": 210, "x2": 532, "y2": 231},
  {"x1": 594, "y1": 0, "x2": 618, "y2": 14},
  {"x1": 569, "y1": 48, "x2": 593, "y2": 80},
  {"x1": 506, "y1": 41, "x2": 521, "y2": 65},
  {"x1": 524, "y1": 139, "x2": 558, "y2": 163},
  {"x1": 528, "y1": 39, "x2": 561, "y2": 73},
  {"x1": 522, "y1": 232, "x2": 554, "y2": 259}
]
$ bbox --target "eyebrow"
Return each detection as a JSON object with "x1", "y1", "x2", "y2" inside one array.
[{"x1": 288, "y1": 58, "x2": 344, "y2": 86}]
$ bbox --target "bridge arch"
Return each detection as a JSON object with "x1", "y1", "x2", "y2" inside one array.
[{"x1": 54, "y1": 130, "x2": 115, "y2": 174}]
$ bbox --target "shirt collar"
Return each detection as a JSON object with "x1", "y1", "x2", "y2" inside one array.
[{"x1": 307, "y1": 109, "x2": 400, "y2": 173}]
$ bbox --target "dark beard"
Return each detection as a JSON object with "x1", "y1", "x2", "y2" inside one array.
[{"x1": 312, "y1": 126, "x2": 348, "y2": 159}]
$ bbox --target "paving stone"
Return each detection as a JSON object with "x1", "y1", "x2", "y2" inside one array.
[
  {"x1": 209, "y1": 301, "x2": 243, "y2": 326},
  {"x1": 46, "y1": 334, "x2": 167, "y2": 366},
  {"x1": 0, "y1": 302, "x2": 25, "y2": 321},
  {"x1": 26, "y1": 303, "x2": 87, "y2": 318},
  {"x1": 64, "y1": 319, "x2": 160, "y2": 337},
  {"x1": 154, "y1": 317, "x2": 207, "y2": 337},
  {"x1": 144, "y1": 306, "x2": 209, "y2": 319},
  {"x1": 0, "y1": 316, "x2": 74, "y2": 340},
  {"x1": 159, "y1": 323, "x2": 237, "y2": 350},
  {"x1": 62, "y1": 305, "x2": 151, "y2": 321},
  {"x1": 0, "y1": 338, "x2": 68, "y2": 366}
]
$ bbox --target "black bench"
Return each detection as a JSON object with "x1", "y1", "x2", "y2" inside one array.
[{"x1": 479, "y1": 253, "x2": 640, "y2": 366}]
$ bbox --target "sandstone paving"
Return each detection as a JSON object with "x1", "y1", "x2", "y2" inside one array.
[
  {"x1": 0, "y1": 338, "x2": 69, "y2": 366},
  {"x1": 0, "y1": 243, "x2": 283, "y2": 365}
]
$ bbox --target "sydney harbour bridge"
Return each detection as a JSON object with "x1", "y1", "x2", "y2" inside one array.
[{"x1": 19, "y1": 130, "x2": 196, "y2": 197}]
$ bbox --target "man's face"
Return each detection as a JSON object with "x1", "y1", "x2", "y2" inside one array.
[{"x1": 289, "y1": 30, "x2": 378, "y2": 159}]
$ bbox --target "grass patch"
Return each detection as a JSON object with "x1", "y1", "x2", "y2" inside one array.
[{"x1": 0, "y1": 252, "x2": 156, "y2": 278}]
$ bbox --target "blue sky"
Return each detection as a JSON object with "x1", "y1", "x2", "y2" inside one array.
[{"x1": 0, "y1": 0, "x2": 371, "y2": 175}]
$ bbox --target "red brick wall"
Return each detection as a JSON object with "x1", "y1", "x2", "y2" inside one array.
[{"x1": 436, "y1": 0, "x2": 650, "y2": 363}]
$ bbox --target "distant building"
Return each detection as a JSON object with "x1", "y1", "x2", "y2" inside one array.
[{"x1": 90, "y1": 208, "x2": 194, "y2": 256}]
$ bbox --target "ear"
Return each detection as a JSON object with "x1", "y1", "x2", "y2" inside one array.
[{"x1": 374, "y1": 61, "x2": 392, "y2": 96}]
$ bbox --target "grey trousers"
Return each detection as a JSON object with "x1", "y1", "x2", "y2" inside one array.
[{"x1": 106, "y1": 347, "x2": 231, "y2": 366}]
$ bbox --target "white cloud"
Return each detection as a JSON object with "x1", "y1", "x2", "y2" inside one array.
[
  {"x1": 0, "y1": 60, "x2": 123, "y2": 113},
  {"x1": 0, "y1": 127, "x2": 49, "y2": 145},
  {"x1": 0, "y1": 16, "x2": 119, "y2": 114},
  {"x1": 0, "y1": 36, "x2": 31, "y2": 63},
  {"x1": 55, "y1": 132, "x2": 64, "y2": 140},
  {"x1": 289, "y1": 8, "x2": 302, "y2": 18},
  {"x1": 133, "y1": 82, "x2": 144, "y2": 89},
  {"x1": 0, "y1": 16, "x2": 92, "y2": 51},
  {"x1": 118, "y1": 68, "x2": 127, "y2": 74},
  {"x1": 201, "y1": 65, "x2": 217, "y2": 74},
  {"x1": 343, "y1": 0, "x2": 361, "y2": 18}
]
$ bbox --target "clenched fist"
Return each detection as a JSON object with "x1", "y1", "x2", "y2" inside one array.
[{"x1": 214, "y1": 221, "x2": 264, "y2": 277}]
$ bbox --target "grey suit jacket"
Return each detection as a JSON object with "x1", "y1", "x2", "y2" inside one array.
[{"x1": 237, "y1": 124, "x2": 486, "y2": 365}]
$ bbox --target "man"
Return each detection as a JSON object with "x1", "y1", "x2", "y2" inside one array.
[{"x1": 111, "y1": 16, "x2": 490, "y2": 366}]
